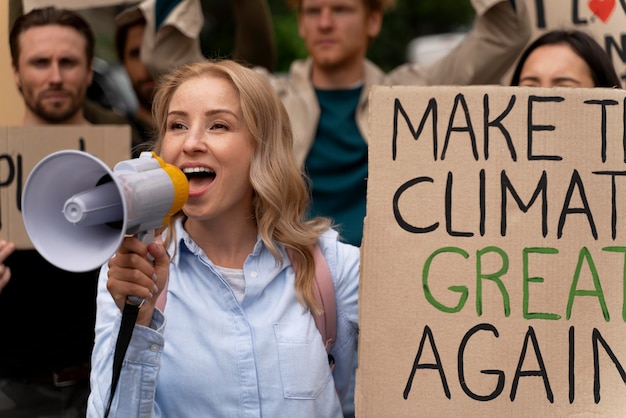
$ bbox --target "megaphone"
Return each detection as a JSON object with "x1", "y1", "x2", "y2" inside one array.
[{"x1": 22, "y1": 150, "x2": 189, "y2": 272}]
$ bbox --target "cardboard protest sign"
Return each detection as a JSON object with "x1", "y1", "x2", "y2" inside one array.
[
  {"x1": 520, "y1": 0, "x2": 626, "y2": 86},
  {"x1": 357, "y1": 85, "x2": 626, "y2": 417},
  {"x1": 0, "y1": 125, "x2": 130, "y2": 249}
]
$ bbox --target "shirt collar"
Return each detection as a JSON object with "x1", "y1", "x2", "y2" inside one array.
[{"x1": 167, "y1": 217, "x2": 269, "y2": 266}]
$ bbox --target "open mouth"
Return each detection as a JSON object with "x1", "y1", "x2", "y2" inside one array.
[
  {"x1": 182, "y1": 167, "x2": 216, "y2": 189},
  {"x1": 182, "y1": 166, "x2": 215, "y2": 178}
]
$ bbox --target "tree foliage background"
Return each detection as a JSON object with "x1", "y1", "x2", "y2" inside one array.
[{"x1": 200, "y1": 0, "x2": 475, "y2": 73}]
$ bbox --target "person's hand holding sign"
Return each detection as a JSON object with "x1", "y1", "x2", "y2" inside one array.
[{"x1": 0, "y1": 240, "x2": 16, "y2": 293}]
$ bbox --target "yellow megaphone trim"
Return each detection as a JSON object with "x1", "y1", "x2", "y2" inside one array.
[{"x1": 149, "y1": 152, "x2": 189, "y2": 225}]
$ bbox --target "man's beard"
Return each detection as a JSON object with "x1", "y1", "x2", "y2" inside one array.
[{"x1": 27, "y1": 90, "x2": 81, "y2": 123}]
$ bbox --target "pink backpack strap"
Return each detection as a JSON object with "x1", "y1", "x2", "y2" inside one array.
[
  {"x1": 309, "y1": 245, "x2": 336, "y2": 353},
  {"x1": 156, "y1": 281, "x2": 167, "y2": 311},
  {"x1": 286, "y1": 245, "x2": 336, "y2": 354}
]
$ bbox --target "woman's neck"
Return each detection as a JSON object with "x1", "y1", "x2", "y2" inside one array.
[{"x1": 185, "y1": 216, "x2": 258, "y2": 268}]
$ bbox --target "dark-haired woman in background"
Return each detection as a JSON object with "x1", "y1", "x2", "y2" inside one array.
[{"x1": 510, "y1": 29, "x2": 622, "y2": 88}]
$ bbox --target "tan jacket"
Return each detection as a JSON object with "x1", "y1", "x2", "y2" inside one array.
[{"x1": 255, "y1": 0, "x2": 531, "y2": 167}]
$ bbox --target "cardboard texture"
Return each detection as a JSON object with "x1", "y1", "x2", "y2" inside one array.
[
  {"x1": 0, "y1": 125, "x2": 130, "y2": 249},
  {"x1": 358, "y1": 85, "x2": 626, "y2": 417}
]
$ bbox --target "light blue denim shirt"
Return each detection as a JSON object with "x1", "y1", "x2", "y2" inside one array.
[{"x1": 88, "y1": 218, "x2": 360, "y2": 417}]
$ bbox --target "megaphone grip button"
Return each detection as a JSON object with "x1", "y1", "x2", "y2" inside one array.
[{"x1": 127, "y1": 296, "x2": 146, "y2": 308}]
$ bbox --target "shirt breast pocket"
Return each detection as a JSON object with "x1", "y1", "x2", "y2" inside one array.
[{"x1": 274, "y1": 321, "x2": 332, "y2": 399}]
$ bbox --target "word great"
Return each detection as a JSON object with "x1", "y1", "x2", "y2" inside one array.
[{"x1": 420, "y1": 245, "x2": 626, "y2": 321}]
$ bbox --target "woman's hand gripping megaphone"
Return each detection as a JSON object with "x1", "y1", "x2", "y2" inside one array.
[
  {"x1": 106, "y1": 234, "x2": 171, "y2": 325},
  {"x1": 110, "y1": 151, "x2": 189, "y2": 313}
]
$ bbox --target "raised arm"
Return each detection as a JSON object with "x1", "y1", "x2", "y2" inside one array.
[{"x1": 389, "y1": 0, "x2": 531, "y2": 86}]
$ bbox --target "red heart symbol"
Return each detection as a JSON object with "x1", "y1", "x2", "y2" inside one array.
[{"x1": 588, "y1": 0, "x2": 615, "y2": 22}]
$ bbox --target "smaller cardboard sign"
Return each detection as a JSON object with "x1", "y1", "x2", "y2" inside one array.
[{"x1": 0, "y1": 125, "x2": 130, "y2": 248}]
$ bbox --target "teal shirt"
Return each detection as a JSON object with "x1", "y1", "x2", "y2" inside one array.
[{"x1": 305, "y1": 86, "x2": 367, "y2": 247}]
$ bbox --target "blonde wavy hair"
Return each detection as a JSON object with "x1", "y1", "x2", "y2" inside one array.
[
  {"x1": 286, "y1": 0, "x2": 396, "y2": 12},
  {"x1": 152, "y1": 60, "x2": 333, "y2": 313}
]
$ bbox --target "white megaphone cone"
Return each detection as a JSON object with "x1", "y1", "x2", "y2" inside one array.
[{"x1": 21, "y1": 150, "x2": 189, "y2": 272}]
